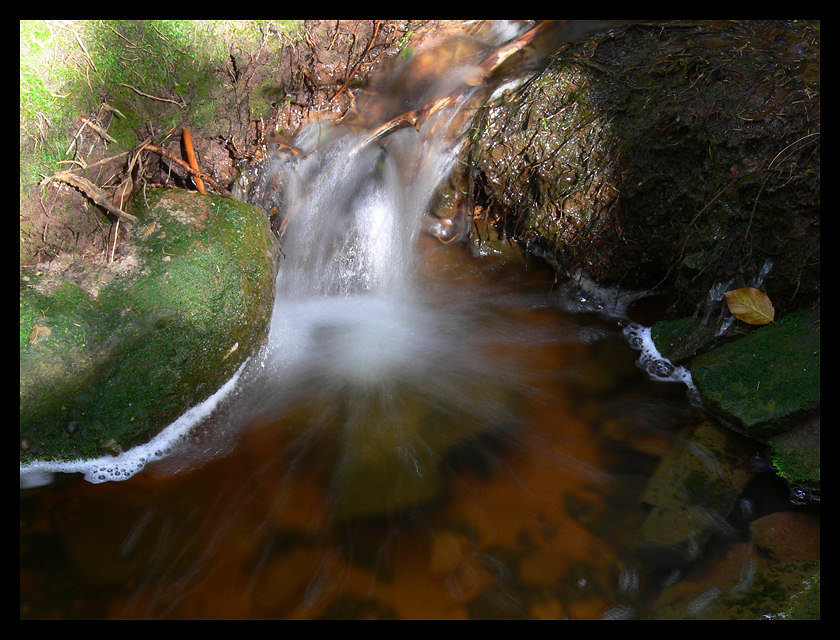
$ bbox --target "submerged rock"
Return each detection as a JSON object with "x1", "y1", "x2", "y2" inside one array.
[
  {"x1": 635, "y1": 421, "x2": 755, "y2": 565},
  {"x1": 20, "y1": 188, "x2": 276, "y2": 465},
  {"x1": 749, "y1": 511, "x2": 820, "y2": 564},
  {"x1": 648, "y1": 510, "x2": 820, "y2": 619},
  {"x1": 327, "y1": 379, "x2": 520, "y2": 523},
  {"x1": 648, "y1": 542, "x2": 819, "y2": 620}
]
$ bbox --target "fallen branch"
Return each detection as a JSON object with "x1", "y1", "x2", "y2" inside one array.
[
  {"x1": 352, "y1": 21, "x2": 563, "y2": 152},
  {"x1": 44, "y1": 171, "x2": 138, "y2": 224}
]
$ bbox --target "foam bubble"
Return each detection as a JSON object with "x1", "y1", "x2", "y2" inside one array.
[
  {"x1": 19, "y1": 359, "x2": 249, "y2": 489},
  {"x1": 622, "y1": 322, "x2": 696, "y2": 392}
]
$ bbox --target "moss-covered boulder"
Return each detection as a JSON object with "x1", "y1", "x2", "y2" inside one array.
[
  {"x1": 20, "y1": 188, "x2": 276, "y2": 464},
  {"x1": 690, "y1": 310, "x2": 820, "y2": 440}
]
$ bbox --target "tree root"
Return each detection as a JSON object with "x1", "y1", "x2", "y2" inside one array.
[{"x1": 42, "y1": 171, "x2": 137, "y2": 224}]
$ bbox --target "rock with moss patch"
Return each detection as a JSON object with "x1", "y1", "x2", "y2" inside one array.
[
  {"x1": 648, "y1": 543, "x2": 819, "y2": 620},
  {"x1": 768, "y1": 415, "x2": 820, "y2": 502},
  {"x1": 650, "y1": 315, "x2": 730, "y2": 364},
  {"x1": 20, "y1": 188, "x2": 276, "y2": 464},
  {"x1": 690, "y1": 310, "x2": 820, "y2": 441}
]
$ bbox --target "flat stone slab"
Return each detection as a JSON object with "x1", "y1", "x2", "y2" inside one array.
[{"x1": 690, "y1": 310, "x2": 820, "y2": 441}]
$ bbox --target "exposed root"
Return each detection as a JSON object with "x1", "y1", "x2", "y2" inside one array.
[
  {"x1": 181, "y1": 128, "x2": 206, "y2": 194},
  {"x1": 41, "y1": 171, "x2": 137, "y2": 224}
]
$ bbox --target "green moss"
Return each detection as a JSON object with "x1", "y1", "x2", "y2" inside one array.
[
  {"x1": 771, "y1": 451, "x2": 818, "y2": 484},
  {"x1": 20, "y1": 188, "x2": 275, "y2": 463},
  {"x1": 769, "y1": 420, "x2": 820, "y2": 489},
  {"x1": 690, "y1": 310, "x2": 820, "y2": 437},
  {"x1": 650, "y1": 316, "x2": 707, "y2": 363},
  {"x1": 720, "y1": 561, "x2": 820, "y2": 620},
  {"x1": 20, "y1": 20, "x2": 305, "y2": 190}
]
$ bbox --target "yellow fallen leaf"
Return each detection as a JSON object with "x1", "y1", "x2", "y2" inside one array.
[{"x1": 724, "y1": 287, "x2": 775, "y2": 325}]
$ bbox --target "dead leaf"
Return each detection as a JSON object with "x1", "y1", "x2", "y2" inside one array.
[
  {"x1": 29, "y1": 324, "x2": 52, "y2": 344},
  {"x1": 724, "y1": 287, "x2": 775, "y2": 325}
]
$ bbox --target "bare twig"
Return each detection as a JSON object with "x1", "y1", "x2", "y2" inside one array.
[
  {"x1": 332, "y1": 20, "x2": 381, "y2": 101},
  {"x1": 44, "y1": 171, "x2": 138, "y2": 224},
  {"x1": 66, "y1": 119, "x2": 89, "y2": 156},
  {"x1": 101, "y1": 103, "x2": 126, "y2": 119},
  {"x1": 117, "y1": 82, "x2": 186, "y2": 108},
  {"x1": 81, "y1": 117, "x2": 117, "y2": 143}
]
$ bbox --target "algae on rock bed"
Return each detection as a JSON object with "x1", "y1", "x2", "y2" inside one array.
[{"x1": 20, "y1": 188, "x2": 276, "y2": 464}]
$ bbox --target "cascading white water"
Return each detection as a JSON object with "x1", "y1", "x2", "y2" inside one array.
[
  {"x1": 240, "y1": 106, "x2": 526, "y2": 519},
  {"x1": 19, "y1": 23, "x2": 536, "y2": 503}
]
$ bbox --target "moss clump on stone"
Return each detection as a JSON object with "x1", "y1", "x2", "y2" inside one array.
[
  {"x1": 20, "y1": 188, "x2": 275, "y2": 464},
  {"x1": 690, "y1": 310, "x2": 819, "y2": 439}
]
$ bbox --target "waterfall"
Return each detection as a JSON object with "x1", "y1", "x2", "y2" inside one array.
[
  {"x1": 234, "y1": 31, "x2": 535, "y2": 520},
  {"x1": 20, "y1": 23, "x2": 535, "y2": 508}
]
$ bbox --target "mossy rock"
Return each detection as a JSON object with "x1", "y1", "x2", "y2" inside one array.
[
  {"x1": 650, "y1": 315, "x2": 728, "y2": 364},
  {"x1": 768, "y1": 416, "x2": 820, "y2": 500},
  {"x1": 690, "y1": 310, "x2": 820, "y2": 441},
  {"x1": 20, "y1": 188, "x2": 276, "y2": 464}
]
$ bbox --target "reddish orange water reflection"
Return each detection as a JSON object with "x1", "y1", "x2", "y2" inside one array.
[{"x1": 20, "y1": 241, "x2": 689, "y2": 620}]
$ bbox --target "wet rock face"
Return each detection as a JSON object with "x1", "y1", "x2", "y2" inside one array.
[
  {"x1": 469, "y1": 21, "x2": 819, "y2": 317},
  {"x1": 20, "y1": 188, "x2": 276, "y2": 464},
  {"x1": 470, "y1": 58, "x2": 620, "y2": 278}
]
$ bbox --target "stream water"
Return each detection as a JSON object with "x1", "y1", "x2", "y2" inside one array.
[
  {"x1": 19, "y1": 23, "x2": 794, "y2": 620},
  {"x1": 20, "y1": 228, "x2": 708, "y2": 619}
]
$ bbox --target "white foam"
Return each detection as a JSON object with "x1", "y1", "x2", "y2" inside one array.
[
  {"x1": 622, "y1": 322, "x2": 696, "y2": 391},
  {"x1": 19, "y1": 359, "x2": 249, "y2": 488}
]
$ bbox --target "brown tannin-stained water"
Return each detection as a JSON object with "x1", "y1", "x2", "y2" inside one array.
[
  {"x1": 20, "y1": 237, "x2": 701, "y2": 619},
  {"x1": 19, "y1": 23, "x2": 746, "y2": 619}
]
